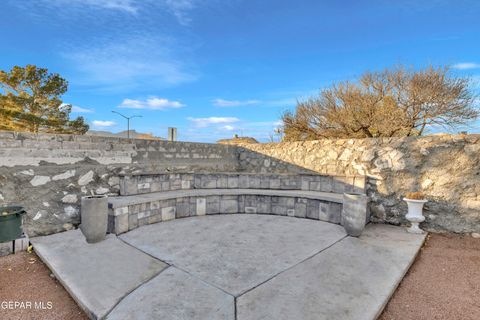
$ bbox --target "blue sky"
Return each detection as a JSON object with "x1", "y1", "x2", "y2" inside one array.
[{"x1": 1, "y1": 0, "x2": 479, "y2": 142}]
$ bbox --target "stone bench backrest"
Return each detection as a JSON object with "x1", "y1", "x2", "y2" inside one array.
[{"x1": 119, "y1": 173, "x2": 366, "y2": 196}]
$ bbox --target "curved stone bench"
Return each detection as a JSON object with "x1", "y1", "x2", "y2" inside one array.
[{"x1": 108, "y1": 188, "x2": 349, "y2": 235}]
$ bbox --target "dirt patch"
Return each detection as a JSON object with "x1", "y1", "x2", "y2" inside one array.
[
  {"x1": 380, "y1": 233, "x2": 480, "y2": 320},
  {"x1": 0, "y1": 251, "x2": 87, "y2": 320}
]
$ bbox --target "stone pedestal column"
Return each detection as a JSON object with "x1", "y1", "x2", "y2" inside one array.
[
  {"x1": 81, "y1": 195, "x2": 108, "y2": 243},
  {"x1": 342, "y1": 193, "x2": 368, "y2": 237}
]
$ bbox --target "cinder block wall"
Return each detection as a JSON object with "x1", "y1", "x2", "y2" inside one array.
[{"x1": 236, "y1": 134, "x2": 480, "y2": 233}]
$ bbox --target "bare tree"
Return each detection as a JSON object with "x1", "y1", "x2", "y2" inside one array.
[{"x1": 282, "y1": 65, "x2": 478, "y2": 141}]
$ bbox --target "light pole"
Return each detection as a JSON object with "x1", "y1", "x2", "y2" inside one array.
[{"x1": 111, "y1": 111, "x2": 142, "y2": 139}]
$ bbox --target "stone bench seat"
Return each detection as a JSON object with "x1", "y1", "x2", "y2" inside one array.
[
  {"x1": 107, "y1": 188, "x2": 351, "y2": 235},
  {"x1": 109, "y1": 188, "x2": 343, "y2": 208}
]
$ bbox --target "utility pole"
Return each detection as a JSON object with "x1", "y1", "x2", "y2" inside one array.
[{"x1": 111, "y1": 111, "x2": 142, "y2": 139}]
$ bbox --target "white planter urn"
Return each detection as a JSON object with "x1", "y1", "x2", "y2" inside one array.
[{"x1": 403, "y1": 198, "x2": 427, "y2": 234}]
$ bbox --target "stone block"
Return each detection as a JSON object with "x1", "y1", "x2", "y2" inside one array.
[
  {"x1": 270, "y1": 178, "x2": 281, "y2": 189},
  {"x1": 217, "y1": 176, "x2": 228, "y2": 188},
  {"x1": 301, "y1": 177, "x2": 311, "y2": 190},
  {"x1": 141, "y1": 202, "x2": 149, "y2": 212},
  {"x1": 244, "y1": 195, "x2": 256, "y2": 207},
  {"x1": 220, "y1": 199, "x2": 238, "y2": 213},
  {"x1": 194, "y1": 176, "x2": 202, "y2": 188},
  {"x1": 309, "y1": 181, "x2": 321, "y2": 191},
  {"x1": 114, "y1": 207, "x2": 128, "y2": 216},
  {"x1": 294, "y1": 202, "x2": 306, "y2": 218},
  {"x1": 227, "y1": 176, "x2": 239, "y2": 188},
  {"x1": 181, "y1": 180, "x2": 191, "y2": 189},
  {"x1": 248, "y1": 176, "x2": 261, "y2": 188},
  {"x1": 176, "y1": 200, "x2": 192, "y2": 218},
  {"x1": 277, "y1": 197, "x2": 295, "y2": 208},
  {"x1": 329, "y1": 203, "x2": 342, "y2": 224},
  {"x1": 238, "y1": 195, "x2": 245, "y2": 212},
  {"x1": 306, "y1": 200, "x2": 320, "y2": 220},
  {"x1": 161, "y1": 207, "x2": 176, "y2": 221},
  {"x1": 280, "y1": 177, "x2": 300, "y2": 189},
  {"x1": 318, "y1": 203, "x2": 330, "y2": 222},
  {"x1": 138, "y1": 182, "x2": 150, "y2": 190},
  {"x1": 257, "y1": 196, "x2": 271, "y2": 214},
  {"x1": 333, "y1": 178, "x2": 347, "y2": 193},
  {"x1": 272, "y1": 204, "x2": 287, "y2": 216},
  {"x1": 181, "y1": 174, "x2": 194, "y2": 182},
  {"x1": 319, "y1": 176, "x2": 333, "y2": 192},
  {"x1": 200, "y1": 176, "x2": 216, "y2": 188},
  {"x1": 138, "y1": 217, "x2": 148, "y2": 227},
  {"x1": 245, "y1": 206, "x2": 257, "y2": 213},
  {"x1": 238, "y1": 175, "x2": 249, "y2": 188},
  {"x1": 128, "y1": 214, "x2": 138, "y2": 230},
  {"x1": 148, "y1": 214, "x2": 162, "y2": 225},
  {"x1": 151, "y1": 201, "x2": 160, "y2": 210},
  {"x1": 170, "y1": 179, "x2": 182, "y2": 190},
  {"x1": 150, "y1": 182, "x2": 162, "y2": 192},
  {"x1": 137, "y1": 211, "x2": 146, "y2": 219},
  {"x1": 260, "y1": 176, "x2": 270, "y2": 189},
  {"x1": 113, "y1": 214, "x2": 129, "y2": 234},
  {"x1": 206, "y1": 196, "x2": 220, "y2": 214},
  {"x1": 129, "y1": 204, "x2": 139, "y2": 214},
  {"x1": 196, "y1": 198, "x2": 206, "y2": 216},
  {"x1": 287, "y1": 209, "x2": 295, "y2": 217},
  {"x1": 161, "y1": 182, "x2": 170, "y2": 191}
]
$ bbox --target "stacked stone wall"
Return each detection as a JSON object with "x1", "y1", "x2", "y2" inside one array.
[{"x1": 236, "y1": 134, "x2": 480, "y2": 233}]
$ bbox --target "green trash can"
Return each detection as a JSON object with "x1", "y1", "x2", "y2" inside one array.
[{"x1": 0, "y1": 206, "x2": 26, "y2": 243}]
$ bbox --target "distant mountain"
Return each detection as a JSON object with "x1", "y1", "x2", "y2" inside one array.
[{"x1": 86, "y1": 130, "x2": 164, "y2": 140}]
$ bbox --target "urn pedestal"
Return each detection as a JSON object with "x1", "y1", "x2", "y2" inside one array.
[
  {"x1": 342, "y1": 193, "x2": 368, "y2": 237},
  {"x1": 81, "y1": 195, "x2": 108, "y2": 243},
  {"x1": 404, "y1": 198, "x2": 427, "y2": 234}
]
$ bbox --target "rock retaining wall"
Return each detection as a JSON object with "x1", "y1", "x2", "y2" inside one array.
[
  {"x1": 0, "y1": 131, "x2": 238, "y2": 236},
  {"x1": 236, "y1": 134, "x2": 480, "y2": 233}
]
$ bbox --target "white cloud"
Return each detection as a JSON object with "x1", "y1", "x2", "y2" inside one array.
[
  {"x1": 40, "y1": 0, "x2": 138, "y2": 13},
  {"x1": 187, "y1": 117, "x2": 240, "y2": 128},
  {"x1": 71, "y1": 105, "x2": 94, "y2": 113},
  {"x1": 60, "y1": 103, "x2": 94, "y2": 113},
  {"x1": 62, "y1": 35, "x2": 197, "y2": 91},
  {"x1": 119, "y1": 97, "x2": 185, "y2": 110},
  {"x1": 22, "y1": 0, "x2": 209, "y2": 26},
  {"x1": 92, "y1": 120, "x2": 116, "y2": 127},
  {"x1": 212, "y1": 99, "x2": 260, "y2": 107},
  {"x1": 221, "y1": 125, "x2": 236, "y2": 131},
  {"x1": 163, "y1": 0, "x2": 197, "y2": 25},
  {"x1": 452, "y1": 62, "x2": 480, "y2": 70}
]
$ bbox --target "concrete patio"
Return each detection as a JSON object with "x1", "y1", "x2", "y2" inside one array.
[{"x1": 31, "y1": 214, "x2": 426, "y2": 320}]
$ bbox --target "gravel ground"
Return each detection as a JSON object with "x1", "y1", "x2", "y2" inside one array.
[
  {"x1": 0, "y1": 251, "x2": 87, "y2": 320},
  {"x1": 0, "y1": 233, "x2": 478, "y2": 320},
  {"x1": 380, "y1": 233, "x2": 480, "y2": 320}
]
